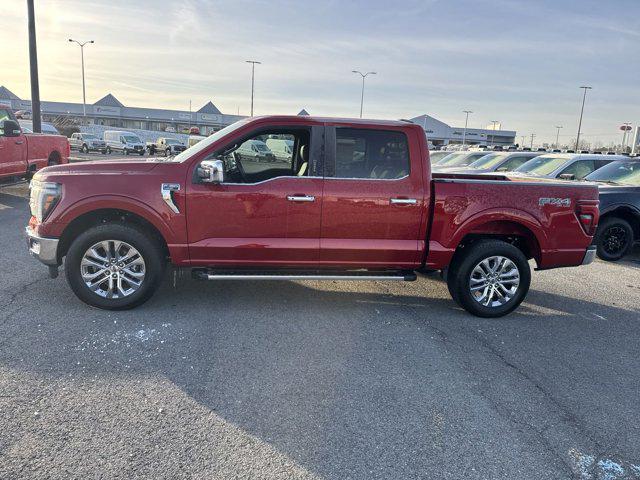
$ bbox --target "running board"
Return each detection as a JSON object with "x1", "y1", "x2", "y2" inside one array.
[{"x1": 191, "y1": 269, "x2": 417, "y2": 282}]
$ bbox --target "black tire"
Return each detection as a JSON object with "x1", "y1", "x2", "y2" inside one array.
[
  {"x1": 595, "y1": 217, "x2": 634, "y2": 261},
  {"x1": 124, "y1": 148, "x2": 129, "y2": 155},
  {"x1": 65, "y1": 223, "x2": 166, "y2": 310},
  {"x1": 82, "y1": 144, "x2": 89, "y2": 154},
  {"x1": 165, "y1": 148, "x2": 171, "y2": 157},
  {"x1": 106, "y1": 146, "x2": 112, "y2": 154},
  {"x1": 139, "y1": 150, "x2": 145, "y2": 156},
  {"x1": 447, "y1": 240, "x2": 531, "y2": 318}
]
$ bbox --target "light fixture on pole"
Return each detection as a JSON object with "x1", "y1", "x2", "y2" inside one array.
[
  {"x1": 462, "y1": 110, "x2": 472, "y2": 147},
  {"x1": 352, "y1": 70, "x2": 376, "y2": 118},
  {"x1": 555, "y1": 126, "x2": 563, "y2": 148},
  {"x1": 27, "y1": 0, "x2": 41, "y2": 133},
  {"x1": 68, "y1": 38, "x2": 94, "y2": 119},
  {"x1": 246, "y1": 60, "x2": 261, "y2": 116},
  {"x1": 620, "y1": 123, "x2": 632, "y2": 152},
  {"x1": 575, "y1": 86, "x2": 592, "y2": 151}
]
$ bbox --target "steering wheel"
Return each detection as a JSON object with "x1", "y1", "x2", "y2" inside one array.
[{"x1": 232, "y1": 152, "x2": 248, "y2": 182}]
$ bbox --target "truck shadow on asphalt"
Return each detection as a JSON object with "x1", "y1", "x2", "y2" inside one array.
[{"x1": 2, "y1": 274, "x2": 640, "y2": 478}]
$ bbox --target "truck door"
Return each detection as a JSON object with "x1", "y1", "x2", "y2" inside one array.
[
  {"x1": 186, "y1": 125, "x2": 324, "y2": 266},
  {"x1": 0, "y1": 110, "x2": 27, "y2": 177},
  {"x1": 320, "y1": 125, "x2": 427, "y2": 268}
]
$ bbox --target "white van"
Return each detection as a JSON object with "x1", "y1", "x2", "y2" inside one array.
[
  {"x1": 265, "y1": 138, "x2": 294, "y2": 162},
  {"x1": 103, "y1": 130, "x2": 145, "y2": 155}
]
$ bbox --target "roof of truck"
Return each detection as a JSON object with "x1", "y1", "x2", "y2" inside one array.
[{"x1": 249, "y1": 115, "x2": 417, "y2": 128}]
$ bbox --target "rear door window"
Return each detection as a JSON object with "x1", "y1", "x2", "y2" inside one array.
[{"x1": 333, "y1": 128, "x2": 409, "y2": 179}]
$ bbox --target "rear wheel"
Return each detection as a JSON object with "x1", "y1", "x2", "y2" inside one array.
[
  {"x1": 447, "y1": 240, "x2": 531, "y2": 318},
  {"x1": 106, "y1": 146, "x2": 112, "y2": 154},
  {"x1": 65, "y1": 223, "x2": 165, "y2": 310},
  {"x1": 81, "y1": 144, "x2": 89, "y2": 154},
  {"x1": 595, "y1": 217, "x2": 633, "y2": 261},
  {"x1": 165, "y1": 148, "x2": 171, "y2": 157}
]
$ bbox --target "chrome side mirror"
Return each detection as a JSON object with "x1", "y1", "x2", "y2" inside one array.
[{"x1": 198, "y1": 159, "x2": 224, "y2": 184}]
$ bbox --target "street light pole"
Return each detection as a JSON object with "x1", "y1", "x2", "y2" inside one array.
[
  {"x1": 621, "y1": 123, "x2": 631, "y2": 152},
  {"x1": 68, "y1": 38, "x2": 94, "y2": 119},
  {"x1": 489, "y1": 120, "x2": 499, "y2": 146},
  {"x1": 27, "y1": 0, "x2": 41, "y2": 133},
  {"x1": 246, "y1": 60, "x2": 261, "y2": 117},
  {"x1": 575, "y1": 86, "x2": 592, "y2": 151},
  {"x1": 530, "y1": 133, "x2": 536, "y2": 149},
  {"x1": 555, "y1": 125, "x2": 563, "y2": 148},
  {"x1": 462, "y1": 110, "x2": 472, "y2": 147},
  {"x1": 352, "y1": 70, "x2": 376, "y2": 118}
]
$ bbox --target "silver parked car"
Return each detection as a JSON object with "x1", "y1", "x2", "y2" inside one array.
[
  {"x1": 514, "y1": 153, "x2": 629, "y2": 180},
  {"x1": 69, "y1": 132, "x2": 107, "y2": 154},
  {"x1": 442, "y1": 151, "x2": 544, "y2": 174}
]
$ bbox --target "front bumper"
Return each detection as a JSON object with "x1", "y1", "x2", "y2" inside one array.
[
  {"x1": 25, "y1": 227, "x2": 60, "y2": 266},
  {"x1": 581, "y1": 246, "x2": 597, "y2": 265}
]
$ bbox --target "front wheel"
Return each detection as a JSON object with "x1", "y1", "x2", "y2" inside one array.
[
  {"x1": 123, "y1": 148, "x2": 129, "y2": 155},
  {"x1": 106, "y1": 146, "x2": 112, "y2": 154},
  {"x1": 447, "y1": 240, "x2": 531, "y2": 318},
  {"x1": 81, "y1": 144, "x2": 89, "y2": 154},
  {"x1": 595, "y1": 217, "x2": 633, "y2": 261},
  {"x1": 65, "y1": 223, "x2": 165, "y2": 310}
]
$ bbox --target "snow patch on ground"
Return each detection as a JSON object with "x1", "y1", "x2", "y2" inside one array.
[{"x1": 569, "y1": 449, "x2": 640, "y2": 479}]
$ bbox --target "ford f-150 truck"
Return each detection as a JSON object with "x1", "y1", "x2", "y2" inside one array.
[
  {"x1": 25, "y1": 116, "x2": 600, "y2": 317},
  {"x1": 1, "y1": 108, "x2": 70, "y2": 180}
]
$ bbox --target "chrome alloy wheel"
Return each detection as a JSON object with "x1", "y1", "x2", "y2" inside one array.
[
  {"x1": 80, "y1": 240, "x2": 146, "y2": 298},
  {"x1": 469, "y1": 256, "x2": 520, "y2": 308}
]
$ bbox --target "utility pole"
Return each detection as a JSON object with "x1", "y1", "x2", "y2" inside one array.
[
  {"x1": 462, "y1": 110, "x2": 472, "y2": 147},
  {"x1": 520, "y1": 135, "x2": 526, "y2": 147},
  {"x1": 555, "y1": 126, "x2": 563, "y2": 148},
  {"x1": 530, "y1": 133, "x2": 536, "y2": 149},
  {"x1": 27, "y1": 0, "x2": 41, "y2": 133},
  {"x1": 246, "y1": 60, "x2": 261, "y2": 116},
  {"x1": 352, "y1": 70, "x2": 376, "y2": 118},
  {"x1": 68, "y1": 38, "x2": 94, "y2": 119},
  {"x1": 575, "y1": 86, "x2": 592, "y2": 151}
]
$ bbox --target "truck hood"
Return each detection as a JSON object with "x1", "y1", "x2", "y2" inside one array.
[{"x1": 34, "y1": 159, "x2": 161, "y2": 179}]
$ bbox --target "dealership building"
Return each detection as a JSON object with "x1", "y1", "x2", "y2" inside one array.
[
  {"x1": 1, "y1": 86, "x2": 517, "y2": 146},
  {"x1": 0, "y1": 86, "x2": 243, "y2": 136},
  {"x1": 410, "y1": 114, "x2": 516, "y2": 147}
]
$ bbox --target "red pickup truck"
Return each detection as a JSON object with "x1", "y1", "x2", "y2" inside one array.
[
  {"x1": 25, "y1": 116, "x2": 599, "y2": 317},
  {"x1": 0, "y1": 108, "x2": 70, "y2": 180}
]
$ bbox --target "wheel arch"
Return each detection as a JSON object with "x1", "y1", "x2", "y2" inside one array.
[
  {"x1": 451, "y1": 215, "x2": 544, "y2": 266},
  {"x1": 599, "y1": 206, "x2": 640, "y2": 241},
  {"x1": 58, "y1": 208, "x2": 170, "y2": 263}
]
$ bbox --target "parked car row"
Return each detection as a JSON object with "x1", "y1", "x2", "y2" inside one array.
[{"x1": 431, "y1": 150, "x2": 639, "y2": 262}]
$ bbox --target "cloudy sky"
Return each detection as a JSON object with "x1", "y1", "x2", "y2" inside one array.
[{"x1": 3, "y1": 0, "x2": 639, "y2": 145}]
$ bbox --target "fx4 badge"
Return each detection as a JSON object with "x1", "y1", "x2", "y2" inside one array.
[{"x1": 539, "y1": 197, "x2": 571, "y2": 207}]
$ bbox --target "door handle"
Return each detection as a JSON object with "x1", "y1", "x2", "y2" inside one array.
[
  {"x1": 15, "y1": 140, "x2": 24, "y2": 145},
  {"x1": 287, "y1": 195, "x2": 315, "y2": 202},
  {"x1": 390, "y1": 198, "x2": 417, "y2": 205}
]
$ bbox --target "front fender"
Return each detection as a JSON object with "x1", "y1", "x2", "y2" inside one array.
[{"x1": 44, "y1": 194, "x2": 179, "y2": 245}]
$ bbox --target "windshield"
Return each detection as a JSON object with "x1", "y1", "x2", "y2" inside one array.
[
  {"x1": 255, "y1": 143, "x2": 270, "y2": 152},
  {"x1": 165, "y1": 139, "x2": 181, "y2": 144},
  {"x1": 516, "y1": 156, "x2": 567, "y2": 175},
  {"x1": 429, "y1": 151, "x2": 451, "y2": 163},
  {"x1": 123, "y1": 135, "x2": 141, "y2": 143},
  {"x1": 468, "y1": 153, "x2": 505, "y2": 169},
  {"x1": 585, "y1": 161, "x2": 640, "y2": 186},
  {"x1": 83, "y1": 134, "x2": 98, "y2": 140},
  {"x1": 173, "y1": 119, "x2": 251, "y2": 162},
  {"x1": 438, "y1": 152, "x2": 486, "y2": 167}
]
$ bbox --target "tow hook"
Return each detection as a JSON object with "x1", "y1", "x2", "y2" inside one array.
[{"x1": 48, "y1": 265, "x2": 59, "y2": 279}]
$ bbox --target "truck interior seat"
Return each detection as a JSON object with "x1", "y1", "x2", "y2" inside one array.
[{"x1": 297, "y1": 144, "x2": 308, "y2": 176}]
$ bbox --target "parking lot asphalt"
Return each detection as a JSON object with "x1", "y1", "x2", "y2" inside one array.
[{"x1": 1, "y1": 183, "x2": 639, "y2": 479}]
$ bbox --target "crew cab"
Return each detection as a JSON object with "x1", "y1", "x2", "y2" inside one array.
[
  {"x1": 69, "y1": 132, "x2": 108, "y2": 154},
  {"x1": 0, "y1": 108, "x2": 70, "y2": 181},
  {"x1": 25, "y1": 116, "x2": 600, "y2": 317},
  {"x1": 146, "y1": 137, "x2": 187, "y2": 156}
]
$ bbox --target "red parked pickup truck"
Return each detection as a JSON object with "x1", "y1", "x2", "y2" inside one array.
[
  {"x1": 25, "y1": 116, "x2": 599, "y2": 317},
  {"x1": 0, "y1": 108, "x2": 70, "y2": 180}
]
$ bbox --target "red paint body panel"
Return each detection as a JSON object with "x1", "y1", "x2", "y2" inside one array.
[
  {"x1": 29, "y1": 115, "x2": 599, "y2": 273},
  {"x1": 0, "y1": 110, "x2": 69, "y2": 179}
]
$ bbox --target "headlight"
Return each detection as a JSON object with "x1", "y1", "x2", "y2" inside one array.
[{"x1": 29, "y1": 180, "x2": 62, "y2": 222}]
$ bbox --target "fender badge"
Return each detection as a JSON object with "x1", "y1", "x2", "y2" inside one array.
[{"x1": 539, "y1": 197, "x2": 571, "y2": 207}]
